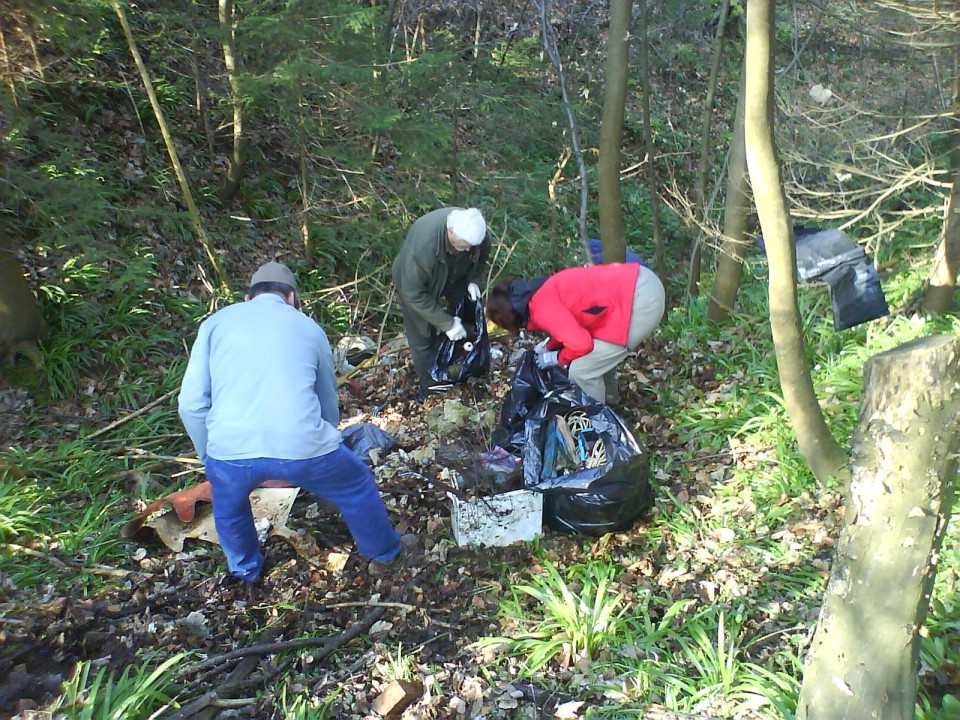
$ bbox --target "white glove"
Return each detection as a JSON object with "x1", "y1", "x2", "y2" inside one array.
[
  {"x1": 534, "y1": 337, "x2": 551, "y2": 354},
  {"x1": 445, "y1": 316, "x2": 467, "y2": 341},
  {"x1": 467, "y1": 283, "x2": 481, "y2": 301},
  {"x1": 535, "y1": 350, "x2": 560, "y2": 369}
]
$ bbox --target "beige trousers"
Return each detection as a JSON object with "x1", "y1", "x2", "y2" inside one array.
[{"x1": 567, "y1": 269, "x2": 665, "y2": 404}]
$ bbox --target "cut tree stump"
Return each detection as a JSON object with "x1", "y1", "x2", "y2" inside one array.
[{"x1": 797, "y1": 334, "x2": 960, "y2": 720}]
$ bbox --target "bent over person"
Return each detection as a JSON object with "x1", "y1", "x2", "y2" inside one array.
[
  {"x1": 392, "y1": 207, "x2": 489, "y2": 397},
  {"x1": 178, "y1": 261, "x2": 409, "y2": 583},
  {"x1": 485, "y1": 262, "x2": 665, "y2": 405}
]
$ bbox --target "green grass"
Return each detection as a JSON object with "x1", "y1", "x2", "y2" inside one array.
[
  {"x1": 477, "y1": 560, "x2": 628, "y2": 672},
  {"x1": 50, "y1": 652, "x2": 186, "y2": 719},
  {"x1": 3, "y1": 5, "x2": 960, "y2": 716}
]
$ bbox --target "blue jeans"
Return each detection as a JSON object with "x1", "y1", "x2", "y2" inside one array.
[{"x1": 205, "y1": 446, "x2": 401, "y2": 581}]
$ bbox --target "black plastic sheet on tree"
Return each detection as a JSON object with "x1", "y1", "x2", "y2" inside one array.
[
  {"x1": 429, "y1": 291, "x2": 491, "y2": 390},
  {"x1": 756, "y1": 227, "x2": 889, "y2": 331}
]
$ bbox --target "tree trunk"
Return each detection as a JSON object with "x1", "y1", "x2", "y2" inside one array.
[
  {"x1": 707, "y1": 64, "x2": 750, "y2": 322},
  {"x1": 797, "y1": 334, "x2": 960, "y2": 720},
  {"x1": 537, "y1": 0, "x2": 591, "y2": 262},
  {"x1": 0, "y1": 229, "x2": 42, "y2": 365},
  {"x1": 744, "y1": 0, "x2": 846, "y2": 483},
  {"x1": 687, "y1": 0, "x2": 731, "y2": 297},
  {"x1": 922, "y1": 55, "x2": 960, "y2": 314},
  {"x1": 598, "y1": 0, "x2": 631, "y2": 264},
  {"x1": 0, "y1": 19, "x2": 17, "y2": 107},
  {"x1": 637, "y1": 0, "x2": 663, "y2": 275},
  {"x1": 218, "y1": 0, "x2": 247, "y2": 204}
]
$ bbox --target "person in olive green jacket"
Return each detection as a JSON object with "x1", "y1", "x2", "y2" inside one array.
[{"x1": 392, "y1": 207, "x2": 489, "y2": 396}]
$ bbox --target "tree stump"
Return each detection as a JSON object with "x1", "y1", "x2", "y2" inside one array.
[
  {"x1": 797, "y1": 334, "x2": 960, "y2": 720},
  {"x1": 0, "y1": 236, "x2": 42, "y2": 365}
]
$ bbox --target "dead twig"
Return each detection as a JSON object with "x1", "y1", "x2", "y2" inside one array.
[
  {"x1": 89, "y1": 389, "x2": 179, "y2": 440},
  {"x1": 325, "y1": 600, "x2": 415, "y2": 611},
  {"x1": 2, "y1": 543, "x2": 131, "y2": 576},
  {"x1": 179, "y1": 603, "x2": 388, "y2": 676},
  {"x1": 123, "y1": 448, "x2": 203, "y2": 465},
  {"x1": 169, "y1": 627, "x2": 286, "y2": 720}
]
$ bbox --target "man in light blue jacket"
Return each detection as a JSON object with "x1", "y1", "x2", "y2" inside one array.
[{"x1": 178, "y1": 261, "x2": 406, "y2": 583}]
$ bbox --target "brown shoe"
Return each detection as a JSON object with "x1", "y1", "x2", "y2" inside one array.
[{"x1": 367, "y1": 534, "x2": 420, "y2": 577}]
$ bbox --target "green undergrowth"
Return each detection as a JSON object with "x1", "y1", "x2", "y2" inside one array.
[
  {"x1": 2, "y1": 3, "x2": 959, "y2": 715},
  {"x1": 469, "y1": 246, "x2": 960, "y2": 718},
  {"x1": 3, "y1": 222, "x2": 959, "y2": 718}
]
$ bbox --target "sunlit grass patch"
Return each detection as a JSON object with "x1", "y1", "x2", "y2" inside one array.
[
  {"x1": 48, "y1": 652, "x2": 186, "y2": 719},
  {"x1": 478, "y1": 559, "x2": 628, "y2": 673},
  {"x1": 0, "y1": 441, "x2": 149, "y2": 589}
]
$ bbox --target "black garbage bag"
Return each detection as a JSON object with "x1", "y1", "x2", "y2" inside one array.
[
  {"x1": 756, "y1": 227, "x2": 889, "y2": 331},
  {"x1": 429, "y1": 291, "x2": 491, "y2": 389},
  {"x1": 341, "y1": 423, "x2": 398, "y2": 466},
  {"x1": 523, "y1": 382, "x2": 653, "y2": 536},
  {"x1": 493, "y1": 349, "x2": 571, "y2": 453}
]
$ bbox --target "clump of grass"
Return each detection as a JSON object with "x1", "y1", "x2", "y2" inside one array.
[
  {"x1": 49, "y1": 652, "x2": 186, "y2": 719},
  {"x1": 375, "y1": 642, "x2": 415, "y2": 682},
  {"x1": 478, "y1": 559, "x2": 627, "y2": 672},
  {"x1": 278, "y1": 686, "x2": 344, "y2": 720}
]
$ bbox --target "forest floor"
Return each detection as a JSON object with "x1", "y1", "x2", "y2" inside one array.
[{"x1": 1, "y1": 332, "x2": 802, "y2": 720}]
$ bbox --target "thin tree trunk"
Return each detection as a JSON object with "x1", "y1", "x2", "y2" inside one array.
[
  {"x1": 687, "y1": 0, "x2": 731, "y2": 297},
  {"x1": 110, "y1": 0, "x2": 229, "y2": 291},
  {"x1": 637, "y1": 0, "x2": 663, "y2": 275},
  {"x1": 537, "y1": 0, "x2": 591, "y2": 262},
  {"x1": 924, "y1": 140, "x2": 960, "y2": 313},
  {"x1": 744, "y1": 0, "x2": 845, "y2": 483},
  {"x1": 23, "y1": 19, "x2": 41, "y2": 81},
  {"x1": 707, "y1": 64, "x2": 750, "y2": 322},
  {"x1": 381, "y1": 0, "x2": 400, "y2": 57},
  {"x1": 598, "y1": 0, "x2": 632, "y2": 264},
  {"x1": 300, "y1": 149, "x2": 312, "y2": 266},
  {"x1": 218, "y1": 0, "x2": 247, "y2": 204},
  {"x1": 0, "y1": 20, "x2": 17, "y2": 107},
  {"x1": 548, "y1": 149, "x2": 572, "y2": 246},
  {"x1": 473, "y1": 5, "x2": 481, "y2": 60},
  {"x1": 923, "y1": 41, "x2": 960, "y2": 314},
  {"x1": 189, "y1": 32, "x2": 216, "y2": 161},
  {"x1": 797, "y1": 334, "x2": 960, "y2": 720}
]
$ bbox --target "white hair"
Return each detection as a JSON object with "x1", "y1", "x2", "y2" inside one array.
[{"x1": 447, "y1": 208, "x2": 486, "y2": 246}]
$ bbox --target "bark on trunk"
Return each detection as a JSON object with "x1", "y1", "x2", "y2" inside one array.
[
  {"x1": 0, "y1": 231, "x2": 42, "y2": 365},
  {"x1": 707, "y1": 64, "x2": 750, "y2": 322},
  {"x1": 744, "y1": 0, "x2": 846, "y2": 483},
  {"x1": 922, "y1": 35, "x2": 960, "y2": 313},
  {"x1": 637, "y1": 0, "x2": 663, "y2": 276},
  {"x1": 797, "y1": 334, "x2": 960, "y2": 720},
  {"x1": 218, "y1": 0, "x2": 247, "y2": 204},
  {"x1": 598, "y1": 0, "x2": 631, "y2": 264},
  {"x1": 687, "y1": 0, "x2": 731, "y2": 298}
]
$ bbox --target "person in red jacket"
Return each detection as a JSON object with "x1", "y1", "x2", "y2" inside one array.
[{"x1": 486, "y1": 263, "x2": 665, "y2": 404}]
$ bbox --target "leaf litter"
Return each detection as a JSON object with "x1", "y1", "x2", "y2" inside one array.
[{"x1": 0, "y1": 335, "x2": 866, "y2": 719}]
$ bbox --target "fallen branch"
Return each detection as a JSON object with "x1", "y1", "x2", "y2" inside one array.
[
  {"x1": 168, "y1": 627, "x2": 285, "y2": 720},
  {"x1": 179, "y1": 604, "x2": 387, "y2": 676},
  {"x1": 89, "y1": 389, "x2": 178, "y2": 440},
  {"x1": 325, "y1": 600, "x2": 415, "y2": 611},
  {"x1": 2, "y1": 543, "x2": 131, "y2": 576},
  {"x1": 124, "y1": 448, "x2": 202, "y2": 465}
]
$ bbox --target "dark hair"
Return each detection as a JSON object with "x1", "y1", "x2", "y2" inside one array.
[
  {"x1": 249, "y1": 281, "x2": 300, "y2": 309},
  {"x1": 485, "y1": 280, "x2": 525, "y2": 333}
]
